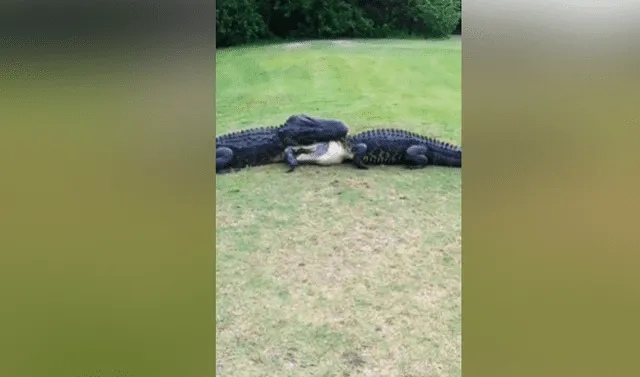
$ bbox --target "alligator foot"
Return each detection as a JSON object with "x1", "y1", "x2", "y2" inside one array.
[
  {"x1": 216, "y1": 168, "x2": 232, "y2": 175},
  {"x1": 350, "y1": 143, "x2": 369, "y2": 169},
  {"x1": 405, "y1": 145, "x2": 429, "y2": 168},
  {"x1": 216, "y1": 147, "x2": 234, "y2": 172}
]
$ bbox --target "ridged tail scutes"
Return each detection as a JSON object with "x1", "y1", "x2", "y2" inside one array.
[{"x1": 428, "y1": 142, "x2": 461, "y2": 167}]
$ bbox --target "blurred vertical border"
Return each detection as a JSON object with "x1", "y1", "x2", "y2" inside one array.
[
  {"x1": 463, "y1": 0, "x2": 640, "y2": 376},
  {"x1": 0, "y1": 1, "x2": 215, "y2": 376}
]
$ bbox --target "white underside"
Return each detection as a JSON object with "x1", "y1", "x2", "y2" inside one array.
[{"x1": 297, "y1": 141, "x2": 350, "y2": 165}]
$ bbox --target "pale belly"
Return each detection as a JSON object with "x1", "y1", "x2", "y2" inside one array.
[{"x1": 296, "y1": 141, "x2": 351, "y2": 166}]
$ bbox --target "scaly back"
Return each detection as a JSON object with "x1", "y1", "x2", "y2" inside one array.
[
  {"x1": 215, "y1": 126, "x2": 280, "y2": 145},
  {"x1": 349, "y1": 128, "x2": 461, "y2": 152}
]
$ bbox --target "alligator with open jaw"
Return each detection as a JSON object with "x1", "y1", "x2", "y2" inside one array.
[
  {"x1": 285, "y1": 128, "x2": 461, "y2": 171},
  {"x1": 216, "y1": 114, "x2": 350, "y2": 174}
]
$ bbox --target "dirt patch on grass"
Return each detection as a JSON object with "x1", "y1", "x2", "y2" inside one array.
[
  {"x1": 282, "y1": 42, "x2": 311, "y2": 49},
  {"x1": 331, "y1": 40, "x2": 357, "y2": 47}
]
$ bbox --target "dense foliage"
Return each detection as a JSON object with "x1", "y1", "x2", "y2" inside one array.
[{"x1": 216, "y1": 0, "x2": 462, "y2": 47}]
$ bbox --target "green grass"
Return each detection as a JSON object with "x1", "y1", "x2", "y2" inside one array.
[{"x1": 216, "y1": 38, "x2": 461, "y2": 377}]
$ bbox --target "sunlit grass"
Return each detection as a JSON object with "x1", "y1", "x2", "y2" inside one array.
[{"x1": 216, "y1": 38, "x2": 461, "y2": 376}]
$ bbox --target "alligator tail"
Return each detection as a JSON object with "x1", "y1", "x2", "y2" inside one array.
[{"x1": 426, "y1": 139, "x2": 462, "y2": 167}]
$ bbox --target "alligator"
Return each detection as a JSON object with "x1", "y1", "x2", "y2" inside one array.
[
  {"x1": 216, "y1": 114, "x2": 350, "y2": 174},
  {"x1": 284, "y1": 128, "x2": 461, "y2": 171}
]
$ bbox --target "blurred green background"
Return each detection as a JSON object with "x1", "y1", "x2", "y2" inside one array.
[
  {"x1": 0, "y1": 4, "x2": 215, "y2": 376},
  {"x1": 463, "y1": 2, "x2": 640, "y2": 376}
]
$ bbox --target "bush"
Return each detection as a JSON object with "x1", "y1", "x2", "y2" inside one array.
[
  {"x1": 269, "y1": 0, "x2": 374, "y2": 38},
  {"x1": 216, "y1": 0, "x2": 268, "y2": 47},
  {"x1": 357, "y1": 0, "x2": 460, "y2": 38},
  {"x1": 216, "y1": 0, "x2": 460, "y2": 47},
  {"x1": 407, "y1": 0, "x2": 461, "y2": 37},
  {"x1": 454, "y1": 0, "x2": 462, "y2": 34}
]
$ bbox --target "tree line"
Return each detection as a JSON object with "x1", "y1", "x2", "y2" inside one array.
[{"x1": 217, "y1": 0, "x2": 462, "y2": 48}]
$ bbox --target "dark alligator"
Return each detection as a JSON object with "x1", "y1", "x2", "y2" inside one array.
[
  {"x1": 285, "y1": 128, "x2": 461, "y2": 171},
  {"x1": 216, "y1": 114, "x2": 349, "y2": 174}
]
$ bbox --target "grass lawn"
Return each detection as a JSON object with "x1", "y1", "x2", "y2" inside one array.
[{"x1": 216, "y1": 38, "x2": 461, "y2": 377}]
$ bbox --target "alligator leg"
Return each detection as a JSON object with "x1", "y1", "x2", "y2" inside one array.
[
  {"x1": 216, "y1": 147, "x2": 234, "y2": 174},
  {"x1": 284, "y1": 143, "x2": 327, "y2": 172},
  {"x1": 283, "y1": 146, "x2": 299, "y2": 172},
  {"x1": 350, "y1": 143, "x2": 369, "y2": 169},
  {"x1": 284, "y1": 145, "x2": 319, "y2": 172},
  {"x1": 405, "y1": 145, "x2": 429, "y2": 169}
]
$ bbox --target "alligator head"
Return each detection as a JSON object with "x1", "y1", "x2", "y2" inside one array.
[{"x1": 278, "y1": 114, "x2": 349, "y2": 146}]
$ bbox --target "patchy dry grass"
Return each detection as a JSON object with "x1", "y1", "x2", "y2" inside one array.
[{"x1": 216, "y1": 38, "x2": 461, "y2": 377}]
